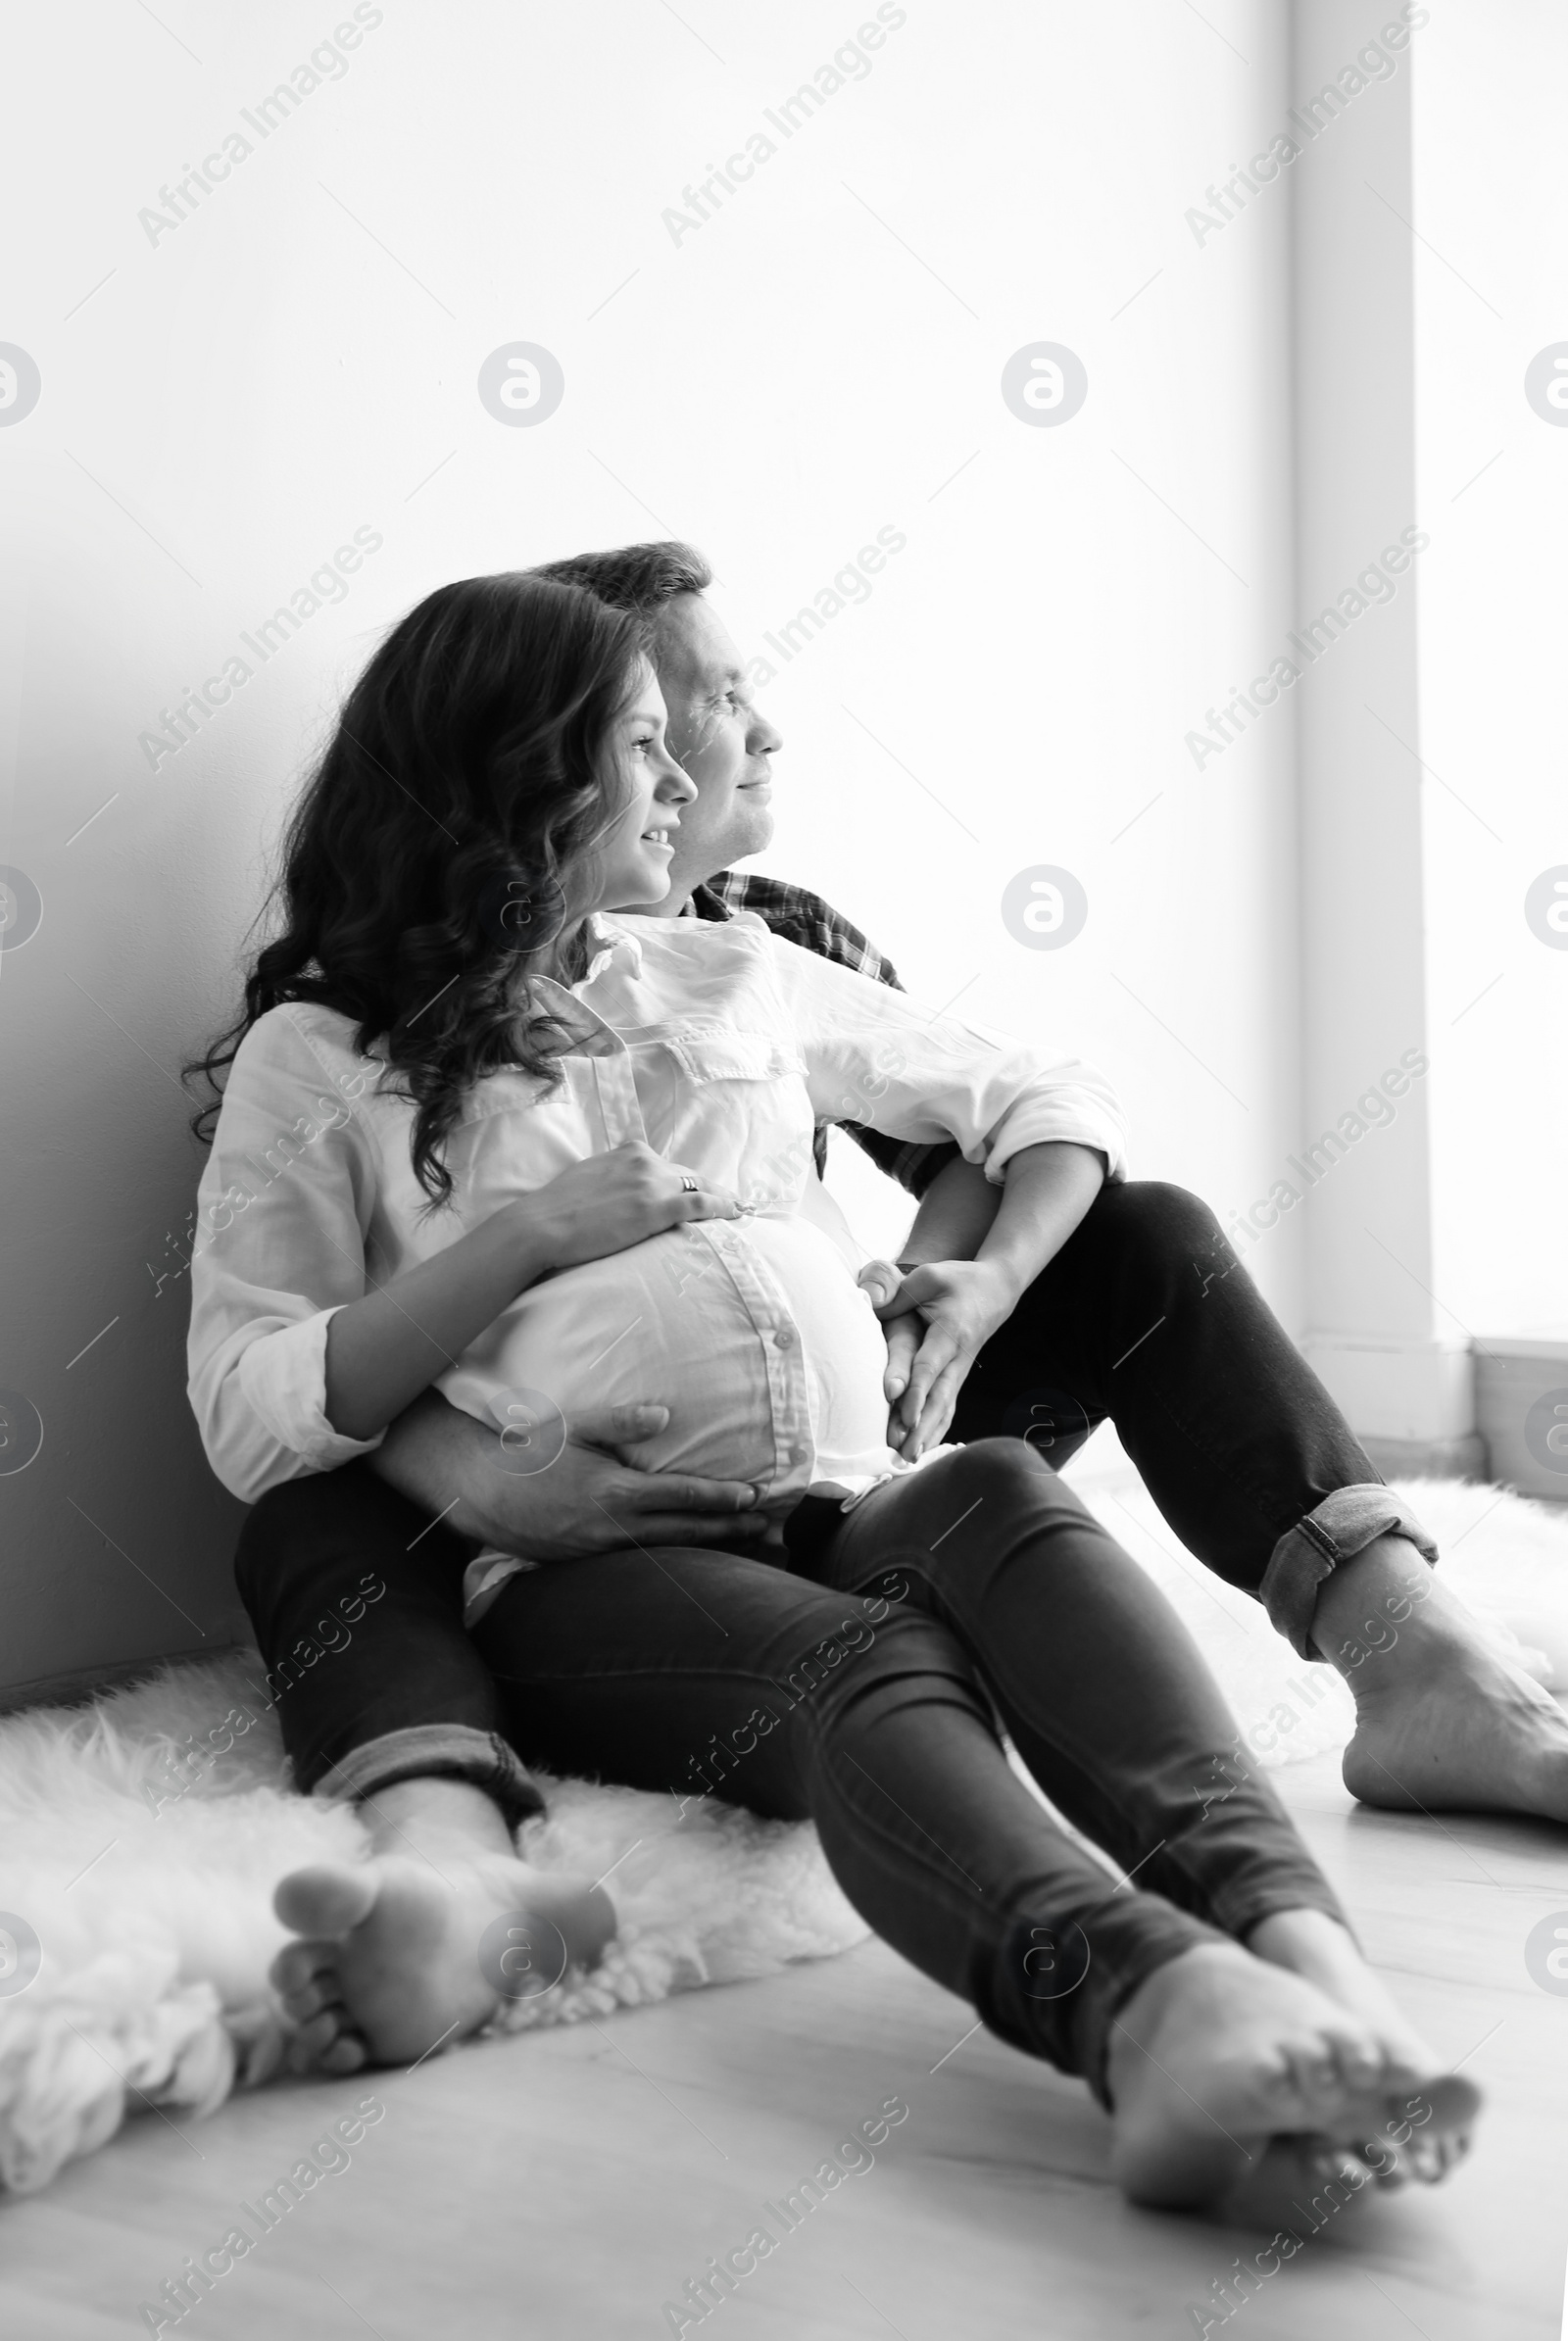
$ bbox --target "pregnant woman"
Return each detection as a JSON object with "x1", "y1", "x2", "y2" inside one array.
[{"x1": 186, "y1": 571, "x2": 1476, "y2": 2211}]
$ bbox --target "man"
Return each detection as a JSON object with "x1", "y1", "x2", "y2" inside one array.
[{"x1": 255, "y1": 541, "x2": 1568, "y2": 2075}]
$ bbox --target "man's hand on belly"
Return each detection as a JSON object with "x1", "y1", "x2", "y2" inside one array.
[{"x1": 369, "y1": 1387, "x2": 769, "y2": 1559}]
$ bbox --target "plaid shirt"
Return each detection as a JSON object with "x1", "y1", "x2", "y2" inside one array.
[{"x1": 691, "y1": 870, "x2": 959, "y2": 1198}]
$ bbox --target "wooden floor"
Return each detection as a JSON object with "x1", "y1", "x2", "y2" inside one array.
[{"x1": 3, "y1": 1754, "x2": 1565, "y2": 2340}]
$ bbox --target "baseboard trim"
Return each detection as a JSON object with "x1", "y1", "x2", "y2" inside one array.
[
  {"x1": 1300, "y1": 1336, "x2": 1476, "y2": 1446},
  {"x1": 1360, "y1": 1431, "x2": 1490, "y2": 1484},
  {"x1": 0, "y1": 1642, "x2": 249, "y2": 1720}
]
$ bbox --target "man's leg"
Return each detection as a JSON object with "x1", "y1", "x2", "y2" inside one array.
[
  {"x1": 234, "y1": 1459, "x2": 539, "y2": 1822},
  {"x1": 234, "y1": 1465, "x2": 612, "y2": 2070},
  {"x1": 950, "y1": 1179, "x2": 1568, "y2": 1822}
]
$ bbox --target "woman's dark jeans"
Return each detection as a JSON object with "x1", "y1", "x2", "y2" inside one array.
[{"x1": 236, "y1": 1437, "x2": 1349, "y2": 2103}]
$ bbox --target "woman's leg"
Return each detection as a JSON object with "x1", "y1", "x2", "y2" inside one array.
[
  {"x1": 469, "y1": 1543, "x2": 1467, "y2": 2207},
  {"x1": 950, "y1": 1179, "x2": 1568, "y2": 1824},
  {"x1": 244, "y1": 1460, "x2": 1475, "y2": 2200},
  {"x1": 475, "y1": 1546, "x2": 1218, "y2": 2092},
  {"x1": 782, "y1": 1440, "x2": 1479, "y2": 2195},
  {"x1": 786, "y1": 1439, "x2": 1341, "y2": 1945}
]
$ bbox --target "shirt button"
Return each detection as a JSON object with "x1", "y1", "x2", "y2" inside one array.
[
  {"x1": 772, "y1": 1327, "x2": 796, "y2": 1350},
  {"x1": 790, "y1": 1443, "x2": 810, "y2": 1466}
]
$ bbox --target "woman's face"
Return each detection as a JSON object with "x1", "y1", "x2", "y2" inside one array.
[{"x1": 583, "y1": 662, "x2": 697, "y2": 915}]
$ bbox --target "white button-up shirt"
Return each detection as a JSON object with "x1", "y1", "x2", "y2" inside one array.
[{"x1": 187, "y1": 911, "x2": 1127, "y2": 1517}]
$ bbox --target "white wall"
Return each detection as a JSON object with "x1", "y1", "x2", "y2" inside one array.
[
  {"x1": 1287, "y1": 0, "x2": 1473, "y2": 1453},
  {"x1": 1411, "y1": 1, "x2": 1568, "y2": 1342},
  {"x1": 1, "y1": 0, "x2": 1303, "y2": 1695}
]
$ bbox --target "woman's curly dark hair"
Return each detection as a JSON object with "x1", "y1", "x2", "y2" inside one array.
[{"x1": 184, "y1": 571, "x2": 647, "y2": 1205}]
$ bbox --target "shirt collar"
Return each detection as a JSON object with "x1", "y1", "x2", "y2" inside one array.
[{"x1": 581, "y1": 912, "x2": 644, "y2": 985}]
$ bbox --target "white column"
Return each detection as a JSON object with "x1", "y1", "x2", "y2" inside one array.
[{"x1": 1290, "y1": 1, "x2": 1480, "y2": 1472}]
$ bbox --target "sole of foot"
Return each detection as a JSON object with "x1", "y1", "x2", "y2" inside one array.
[
  {"x1": 1216, "y1": 2137, "x2": 1386, "y2": 2233},
  {"x1": 270, "y1": 1853, "x2": 616, "y2": 2073},
  {"x1": 1216, "y1": 2072, "x2": 1483, "y2": 2228},
  {"x1": 1104, "y1": 1942, "x2": 1481, "y2": 2212}
]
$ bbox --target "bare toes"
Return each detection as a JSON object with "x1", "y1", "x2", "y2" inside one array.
[
  {"x1": 280, "y1": 1974, "x2": 344, "y2": 2024},
  {"x1": 274, "y1": 1862, "x2": 379, "y2": 1938},
  {"x1": 1281, "y1": 2039, "x2": 1340, "y2": 2116},
  {"x1": 1326, "y1": 2028, "x2": 1386, "y2": 2094},
  {"x1": 318, "y1": 2030, "x2": 368, "y2": 2075},
  {"x1": 270, "y1": 1938, "x2": 338, "y2": 1998},
  {"x1": 288, "y1": 2007, "x2": 358, "y2": 2069}
]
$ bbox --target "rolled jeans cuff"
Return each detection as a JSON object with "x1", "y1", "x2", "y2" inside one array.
[
  {"x1": 309, "y1": 1723, "x2": 546, "y2": 1831},
  {"x1": 1260, "y1": 1485, "x2": 1440, "y2": 1659}
]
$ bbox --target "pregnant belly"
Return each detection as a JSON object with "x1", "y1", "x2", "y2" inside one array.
[{"x1": 439, "y1": 1215, "x2": 897, "y2": 1505}]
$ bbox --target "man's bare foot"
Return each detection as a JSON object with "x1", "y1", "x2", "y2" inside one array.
[
  {"x1": 1314, "y1": 1536, "x2": 1568, "y2": 1822},
  {"x1": 1343, "y1": 1631, "x2": 1568, "y2": 1821},
  {"x1": 270, "y1": 1852, "x2": 616, "y2": 2073},
  {"x1": 269, "y1": 1777, "x2": 616, "y2": 2072},
  {"x1": 1103, "y1": 1941, "x2": 1478, "y2": 2211}
]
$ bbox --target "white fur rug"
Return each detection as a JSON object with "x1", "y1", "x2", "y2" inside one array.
[{"x1": 1, "y1": 1468, "x2": 1563, "y2": 2197}]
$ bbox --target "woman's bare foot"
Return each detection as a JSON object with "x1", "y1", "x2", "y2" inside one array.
[
  {"x1": 1248, "y1": 1909, "x2": 1431, "y2": 2084},
  {"x1": 268, "y1": 1777, "x2": 615, "y2": 2072},
  {"x1": 1246, "y1": 1908, "x2": 1482, "y2": 2187},
  {"x1": 1313, "y1": 1536, "x2": 1568, "y2": 1823},
  {"x1": 1102, "y1": 1941, "x2": 1477, "y2": 2211},
  {"x1": 270, "y1": 1851, "x2": 615, "y2": 2071}
]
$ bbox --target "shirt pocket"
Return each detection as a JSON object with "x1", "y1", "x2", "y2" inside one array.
[
  {"x1": 654, "y1": 1029, "x2": 813, "y2": 1199},
  {"x1": 661, "y1": 1030, "x2": 807, "y2": 1086}
]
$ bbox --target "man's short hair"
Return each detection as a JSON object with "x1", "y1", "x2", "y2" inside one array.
[{"x1": 529, "y1": 540, "x2": 711, "y2": 617}]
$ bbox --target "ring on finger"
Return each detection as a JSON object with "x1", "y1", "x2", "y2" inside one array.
[{"x1": 680, "y1": 1172, "x2": 700, "y2": 1194}]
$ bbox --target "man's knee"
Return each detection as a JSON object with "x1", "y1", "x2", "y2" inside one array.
[{"x1": 1096, "y1": 1179, "x2": 1222, "y2": 1255}]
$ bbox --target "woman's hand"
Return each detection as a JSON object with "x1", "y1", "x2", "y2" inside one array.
[
  {"x1": 323, "y1": 1145, "x2": 739, "y2": 1444},
  {"x1": 526, "y1": 1141, "x2": 742, "y2": 1271},
  {"x1": 858, "y1": 1257, "x2": 1019, "y2": 1460}
]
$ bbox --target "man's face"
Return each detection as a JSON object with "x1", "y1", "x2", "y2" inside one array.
[{"x1": 647, "y1": 593, "x2": 781, "y2": 909}]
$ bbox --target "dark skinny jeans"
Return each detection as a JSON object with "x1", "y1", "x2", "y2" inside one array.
[
  {"x1": 234, "y1": 1182, "x2": 1438, "y2": 2095},
  {"x1": 236, "y1": 1435, "x2": 1349, "y2": 2102}
]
